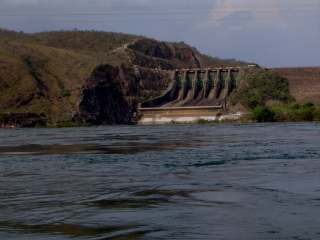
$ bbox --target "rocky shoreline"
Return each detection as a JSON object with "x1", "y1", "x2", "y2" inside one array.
[{"x1": 0, "y1": 113, "x2": 47, "y2": 128}]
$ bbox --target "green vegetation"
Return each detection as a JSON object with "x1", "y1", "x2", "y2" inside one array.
[
  {"x1": 231, "y1": 68, "x2": 320, "y2": 122},
  {"x1": 251, "y1": 106, "x2": 276, "y2": 122},
  {"x1": 0, "y1": 29, "x2": 143, "y2": 125},
  {"x1": 196, "y1": 119, "x2": 217, "y2": 124},
  {"x1": 250, "y1": 102, "x2": 320, "y2": 122},
  {"x1": 231, "y1": 69, "x2": 292, "y2": 109},
  {"x1": 200, "y1": 54, "x2": 248, "y2": 68},
  {"x1": 32, "y1": 30, "x2": 140, "y2": 53},
  {"x1": 1, "y1": 28, "x2": 319, "y2": 126},
  {"x1": 0, "y1": 28, "x2": 140, "y2": 54},
  {"x1": 271, "y1": 102, "x2": 320, "y2": 122},
  {"x1": 0, "y1": 28, "x2": 249, "y2": 126},
  {"x1": 58, "y1": 80, "x2": 71, "y2": 97}
]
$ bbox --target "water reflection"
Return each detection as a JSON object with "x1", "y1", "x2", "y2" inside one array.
[
  {"x1": 0, "y1": 140, "x2": 203, "y2": 156},
  {"x1": 1, "y1": 123, "x2": 320, "y2": 240},
  {"x1": 90, "y1": 197, "x2": 171, "y2": 209},
  {"x1": 0, "y1": 221, "x2": 146, "y2": 238}
]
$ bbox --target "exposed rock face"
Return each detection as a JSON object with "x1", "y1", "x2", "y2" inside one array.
[
  {"x1": 128, "y1": 39, "x2": 201, "y2": 69},
  {"x1": 130, "y1": 51, "x2": 176, "y2": 70},
  {"x1": 138, "y1": 68, "x2": 172, "y2": 101},
  {"x1": 0, "y1": 113, "x2": 47, "y2": 128},
  {"x1": 75, "y1": 64, "x2": 139, "y2": 125},
  {"x1": 0, "y1": 29, "x2": 249, "y2": 126},
  {"x1": 75, "y1": 64, "x2": 172, "y2": 125},
  {"x1": 129, "y1": 39, "x2": 175, "y2": 59}
]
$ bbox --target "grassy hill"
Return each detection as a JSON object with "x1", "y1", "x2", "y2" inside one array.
[
  {"x1": 0, "y1": 31, "x2": 98, "y2": 123},
  {"x1": 0, "y1": 28, "x2": 247, "y2": 126}
]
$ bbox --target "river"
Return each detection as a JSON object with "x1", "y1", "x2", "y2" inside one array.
[{"x1": 0, "y1": 123, "x2": 320, "y2": 240}]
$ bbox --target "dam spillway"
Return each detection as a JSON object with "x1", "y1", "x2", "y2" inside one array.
[
  {"x1": 138, "y1": 67, "x2": 243, "y2": 124},
  {"x1": 141, "y1": 67, "x2": 241, "y2": 108}
]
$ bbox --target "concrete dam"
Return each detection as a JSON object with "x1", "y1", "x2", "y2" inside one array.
[{"x1": 138, "y1": 67, "x2": 243, "y2": 124}]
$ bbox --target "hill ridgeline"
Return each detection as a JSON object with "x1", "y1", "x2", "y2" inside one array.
[{"x1": 0, "y1": 29, "x2": 319, "y2": 126}]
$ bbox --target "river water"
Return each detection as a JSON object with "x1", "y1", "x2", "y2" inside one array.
[{"x1": 0, "y1": 123, "x2": 320, "y2": 240}]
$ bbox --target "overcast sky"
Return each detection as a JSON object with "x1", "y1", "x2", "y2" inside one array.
[{"x1": 0, "y1": 0, "x2": 319, "y2": 67}]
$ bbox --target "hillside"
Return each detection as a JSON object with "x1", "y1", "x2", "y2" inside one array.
[
  {"x1": 0, "y1": 29, "x2": 247, "y2": 126},
  {"x1": 271, "y1": 67, "x2": 320, "y2": 103}
]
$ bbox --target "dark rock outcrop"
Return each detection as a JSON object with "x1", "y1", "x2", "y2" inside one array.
[
  {"x1": 0, "y1": 113, "x2": 47, "y2": 128},
  {"x1": 129, "y1": 39, "x2": 175, "y2": 59},
  {"x1": 74, "y1": 64, "x2": 172, "y2": 125},
  {"x1": 128, "y1": 39, "x2": 201, "y2": 69},
  {"x1": 74, "y1": 64, "x2": 139, "y2": 125},
  {"x1": 0, "y1": 29, "x2": 249, "y2": 126},
  {"x1": 130, "y1": 50, "x2": 176, "y2": 70}
]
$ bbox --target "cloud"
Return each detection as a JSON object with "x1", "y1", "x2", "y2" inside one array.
[
  {"x1": 209, "y1": 0, "x2": 320, "y2": 27},
  {"x1": 0, "y1": 0, "x2": 152, "y2": 7},
  {"x1": 209, "y1": 0, "x2": 283, "y2": 26},
  {"x1": 0, "y1": 0, "x2": 112, "y2": 9},
  {"x1": 0, "y1": 0, "x2": 318, "y2": 67},
  {"x1": 2, "y1": 0, "x2": 40, "y2": 5}
]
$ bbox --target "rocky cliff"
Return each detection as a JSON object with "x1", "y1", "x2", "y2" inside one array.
[{"x1": 74, "y1": 64, "x2": 171, "y2": 125}]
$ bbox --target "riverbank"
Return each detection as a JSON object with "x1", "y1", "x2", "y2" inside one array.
[
  {"x1": 139, "y1": 103, "x2": 320, "y2": 125},
  {"x1": 2, "y1": 102, "x2": 320, "y2": 128},
  {"x1": 138, "y1": 111, "x2": 245, "y2": 124},
  {"x1": 250, "y1": 102, "x2": 320, "y2": 122}
]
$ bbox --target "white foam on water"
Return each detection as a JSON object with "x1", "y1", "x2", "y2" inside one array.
[{"x1": 139, "y1": 112, "x2": 244, "y2": 124}]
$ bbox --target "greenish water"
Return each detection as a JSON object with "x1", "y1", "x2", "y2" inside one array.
[{"x1": 0, "y1": 123, "x2": 320, "y2": 239}]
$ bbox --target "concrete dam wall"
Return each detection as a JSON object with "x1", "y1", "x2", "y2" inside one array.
[
  {"x1": 138, "y1": 67, "x2": 243, "y2": 124},
  {"x1": 141, "y1": 67, "x2": 241, "y2": 108}
]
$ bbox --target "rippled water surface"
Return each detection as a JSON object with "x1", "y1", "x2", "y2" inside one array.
[{"x1": 1, "y1": 123, "x2": 320, "y2": 240}]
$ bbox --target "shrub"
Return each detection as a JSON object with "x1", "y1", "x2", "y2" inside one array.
[
  {"x1": 196, "y1": 119, "x2": 216, "y2": 124},
  {"x1": 58, "y1": 80, "x2": 71, "y2": 97},
  {"x1": 289, "y1": 103, "x2": 315, "y2": 121},
  {"x1": 269, "y1": 102, "x2": 320, "y2": 122},
  {"x1": 56, "y1": 121, "x2": 79, "y2": 128},
  {"x1": 231, "y1": 69, "x2": 293, "y2": 109},
  {"x1": 251, "y1": 106, "x2": 276, "y2": 122},
  {"x1": 61, "y1": 89, "x2": 71, "y2": 97},
  {"x1": 314, "y1": 107, "x2": 320, "y2": 121}
]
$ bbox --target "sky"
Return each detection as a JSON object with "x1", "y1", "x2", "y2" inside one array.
[{"x1": 0, "y1": 0, "x2": 319, "y2": 67}]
